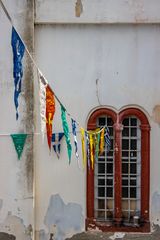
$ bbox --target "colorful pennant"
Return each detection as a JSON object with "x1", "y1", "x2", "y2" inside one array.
[
  {"x1": 85, "y1": 132, "x2": 90, "y2": 169},
  {"x1": 80, "y1": 128, "x2": 86, "y2": 168},
  {"x1": 105, "y1": 127, "x2": 111, "y2": 152},
  {"x1": 99, "y1": 128, "x2": 105, "y2": 155},
  {"x1": 11, "y1": 27, "x2": 25, "y2": 120},
  {"x1": 95, "y1": 132, "x2": 100, "y2": 161},
  {"x1": 89, "y1": 133, "x2": 94, "y2": 169},
  {"x1": 61, "y1": 105, "x2": 72, "y2": 163},
  {"x1": 52, "y1": 133, "x2": 64, "y2": 158},
  {"x1": 71, "y1": 119, "x2": 79, "y2": 158},
  {"x1": 38, "y1": 71, "x2": 48, "y2": 139},
  {"x1": 11, "y1": 134, "x2": 27, "y2": 159},
  {"x1": 46, "y1": 85, "x2": 55, "y2": 150}
]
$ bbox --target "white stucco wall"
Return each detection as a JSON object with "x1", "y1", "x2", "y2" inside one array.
[
  {"x1": 34, "y1": 22, "x2": 160, "y2": 238},
  {"x1": 1, "y1": 0, "x2": 160, "y2": 240},
  {"x1": 0, "y1": 0, "x2": 34, "y2": 239}
]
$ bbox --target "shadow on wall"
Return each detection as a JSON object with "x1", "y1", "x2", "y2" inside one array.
[{"x1": 38, "y1": 194, "x2": 84, "y2": 240}]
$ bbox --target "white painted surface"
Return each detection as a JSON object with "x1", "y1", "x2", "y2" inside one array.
[
  {"x1": 35, "y1": 23, "x2": 160, "y2": 233},
  {"x1": 0, "y1": 0, "x2": 34, "y2": 238},
  {"x1": 35, "y1": 0, "x2": 160, "y2": 24}
]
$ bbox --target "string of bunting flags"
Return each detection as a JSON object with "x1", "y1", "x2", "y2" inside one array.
[{"x1": 0, "y1": 0, "x2": 111, "y2": 168}]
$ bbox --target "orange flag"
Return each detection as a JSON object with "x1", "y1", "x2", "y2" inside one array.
[{"x1": 46, "y1": 86, "x2": 55, "y2": 150}]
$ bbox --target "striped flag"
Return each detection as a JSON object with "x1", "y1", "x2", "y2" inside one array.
[{"x1": 104, "y1": 127, "x2": 111, "y2": 152}]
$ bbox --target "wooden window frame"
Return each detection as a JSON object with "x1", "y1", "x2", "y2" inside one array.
[{"x1": 86, "y1": 107, "x2": 150, "y2": 232}]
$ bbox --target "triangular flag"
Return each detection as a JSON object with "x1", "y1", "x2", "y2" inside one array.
[
  {"x1": 85, "y1": 132, "x2": 90, "y2": 170},
  {"x1": 11, "y1": 134, "x2": 27, "y2": 160},
  {"x1": 46, "y1": 85, "x2": 55, "y2": 150},
  {"x1": 71, "y1": 119, "x2": 79, "y2": 158},
  {"x1": 38, "y1": 71, "x2": 48, "y2": 139},
  {"x1": 61, "y1": 105, "x2": 72, "y2": 163},
  {"x1": 52, "y1": 133, "x2": 64, "y2": 158},
  {"x1": 80, "y1": 128, "x2": 86, "y2": 168},
  {"x1": 11, "y1": 27, "x2": 25, "y2": 120}
]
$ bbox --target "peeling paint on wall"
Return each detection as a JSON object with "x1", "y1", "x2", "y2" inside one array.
[
  {"x1": 152, "y1": 192, "x2": 160, "y2": 225},
  {"x1": 39, "y1": 194, "x2": 84, "y2": 240},
  {"x1": 75, "y1": 0, "x2": 83, "y2": 17},
  {"x1": 0, "y1": 213, "x2": 32, "y2": 240}
]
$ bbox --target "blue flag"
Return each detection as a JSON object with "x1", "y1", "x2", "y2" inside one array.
[
  {"x1": 11, "y1": 27, "x2": 25, "y2": 120},
  {"x1": 104, "y1": 127, "x2": 111, "y2": 152},
  {"x1": 71, "y1": 119, "x2": 79, "y2": 158},
  {"x1": 52, "y1": 133, "x2": 64, "y2": 158}
]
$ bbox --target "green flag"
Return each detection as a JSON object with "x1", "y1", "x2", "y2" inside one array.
[
  {"x1": 61, "y1": 105, "x2": 72, "y2": 163},
  {"x1": 11, "y1": 134, "x2": 27, "y2": 160}
]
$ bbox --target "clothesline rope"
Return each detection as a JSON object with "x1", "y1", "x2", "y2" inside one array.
[{"x1": 0, "y1": 0, "x2": 108, "y2": 135}]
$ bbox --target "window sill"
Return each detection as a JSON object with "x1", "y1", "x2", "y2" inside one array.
[{"x1": 86, "y1": 218, "x2": 150, "y2": 232}]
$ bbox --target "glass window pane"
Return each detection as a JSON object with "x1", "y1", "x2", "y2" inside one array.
[
  {"x1": 98, "y1": 117, "x2": 106, "y2": 126},
  {"x1": 107, "y1": 163, "x2": 113, "y2": 174},
  {"x1": 122, "y1": 179, "x2": 128, "y2": 186},
  {"x1": 122, "y1": 127, "x2": 129, "y2": 137},
  {"x1": 130, "y1": 179, "x2": 137, "y2": 186},
  {"x1": 122, "y1": 187, "x2": 128, "y2": 198},
  {"x1": 122, "y1": 151, "x2": 129, "y2": 157},
  {"x1": 106, "y1": 179, "x2": 113, "y2": 186},
  {"x1": 106, "y1": 187, "x2": 113, "y2": 197},
  {"x1": 98, "y1": 179, "x2": 105, "y2": 186},
  {"x1": 122, "y1": 139, "x2": 129, "y2": 150},
  {"x1": 131, "y1": 139, "x2": 137, "y2": 150},
  {"x1": 122, "y1": 163, "x2": 128, "y2": 174},
  {"x1": 98, "y1": 199, "x2": 105, "y2": 209},
  {"x1": 98, "y1": 187, "x2": 105, "y2": 197},
  {"x1": 130, "y1": 163, "x2": 137, "y2": 174},
  {"x1": 131, "y1": 118, "x2": 137, "y2": 126},
  {"x1": 131, "y1": 128, "x2": 137, "y2": 137},
  {"x1": 107, "y1": 117, "x2": 114, "y2": 126},
  {"x1": 123, "y1": 118, "x2": 129, "y2": 126},
  {"x1": 98, "y1": 163, "x2": 105, "y2": 174},
  {"x1": 130, "y1": 187, "x2": 136, "y2": 198},
  {"x1": 97, "y1": 211, "x2": 105, "y2": 219}
]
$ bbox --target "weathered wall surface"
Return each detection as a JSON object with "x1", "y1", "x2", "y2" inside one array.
[
  {"x1": 0, "y1": 0, "x2": 34, "y2": 239},
  {"x1": 34, "y1": 1, "x2": 160, "y2": 239}
]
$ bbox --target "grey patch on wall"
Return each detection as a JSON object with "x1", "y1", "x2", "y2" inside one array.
[
  {"x1": 0, "y1": 232, "x2": 16, "y2": 240},
  {"x1": 44, "y1": 194, "x2": 84, "y2": 240},
  {"x1": 152, "y1": 191, "x2": 160, "y2": 225}
]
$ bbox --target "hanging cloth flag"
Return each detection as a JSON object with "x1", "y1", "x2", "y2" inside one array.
[
  {"x1": 105, "y1": 127, "x2": 111, "y2": 152},
  {"x1": 95, "y1": 132, "x2": 100, "y2": 161},
  {"x1": 61, "y1": 105, "x2": 72, "y2": 163},
  {"x1": 99, "y1": 128, "x2": 105, "y2": 155},
  {"x1": 46, "y1": 85, "x2": 55, "y2": 150},
  {"x1": 85, "y1": 132, "x2": 90, "y2": 170},
  {"x1": 38, "y1": 71, "x2": 48, "y2": 139},
  {"x1": 11, "y1": 134, "x2": 27, "y2": 160},
  {"x1": 52, "y1": 133, "x2": 64, "y2": 158},
  {"x1": 71, "y1": 119, "x2": 79, "y2": 158},
  {"x1": 11, "y1": 27, "x2": 25, "y2": 120},
  {"x1": 89, "y1": 133, "x2": 95, "y2": 169},
  {"x1": 80, "y1": 128, "x2": 86, "y2": 168}
]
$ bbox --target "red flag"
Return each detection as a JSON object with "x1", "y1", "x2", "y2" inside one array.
[{"x1": 46, "y1": 86, "x2": 55, "y2": 150}]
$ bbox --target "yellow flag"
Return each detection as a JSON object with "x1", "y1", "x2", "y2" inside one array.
[
  {"x1": 99, "y1": 128, "x2": 105, "y2": 155},
  {"x1": 89, "y1": 133, "x2": 94, "y2": 169},
  {"x1": 80, "y1": 128, "x2": 86, "y2": 168}
]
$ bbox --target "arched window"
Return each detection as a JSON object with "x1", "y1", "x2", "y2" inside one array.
[{"x1": 86, "y1": 107, "x2": 150, "y2": 232}]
